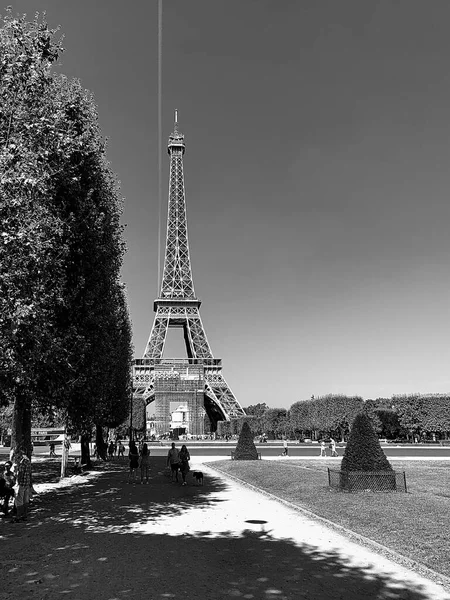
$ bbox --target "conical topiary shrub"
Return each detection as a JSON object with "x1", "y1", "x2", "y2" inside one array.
[
  {"x1": 342, "y1": 412, "x2": 393, "y2": 471},
  {"x1": 234, "y1": 422, "x2": 259, "y2": 460},
  {"x1": 340, "y1": 412, "x2": 395, "y2": 491}
]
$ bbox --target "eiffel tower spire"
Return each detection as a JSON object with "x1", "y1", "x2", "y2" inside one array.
[
  {"x1": 133, "y1": 112, "x2": 245, "y2": 432},
  {"x1": 159, "y1": 110, "x2": 196, "y2": 301}
]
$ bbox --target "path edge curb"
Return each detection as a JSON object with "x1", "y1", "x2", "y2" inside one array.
[{"x1": 205, "y1": 462, "x2": 450, "y2": 594}]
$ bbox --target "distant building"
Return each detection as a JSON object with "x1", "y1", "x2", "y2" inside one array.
[
  {"x1": 146, "y1": 402, "x2": 206, "y2": 437},
  {"x1": 170, "y1": 403, "x2": 206, "y2": 436}
]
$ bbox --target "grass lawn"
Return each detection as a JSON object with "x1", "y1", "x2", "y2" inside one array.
[{"x1": 208, "y1": 459, "x2": 450, "y2": 578}]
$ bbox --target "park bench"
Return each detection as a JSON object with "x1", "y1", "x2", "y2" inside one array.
[
  {"x1": 231, "y1": 450, "x2": 261, "y2": 460},
  {"x1": 439, "y1": 441, "x2": 450, "y2": 446}
]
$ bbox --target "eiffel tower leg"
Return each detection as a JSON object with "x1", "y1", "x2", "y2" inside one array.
[
  {"x1": 143, "y1": 308, "x2": 169, "y2": 359},
  {"x1": 184, "y1": 309, "x2": 213, "y2": 359},
  {"x1": 204, "y1": 374, "x2": 245, "y2": 424},
  {"x1": 183, "y1": 308, "x2": 245, "y2": 425},
  {"x1": 134, "y1": 308, "x2": 170, "y2": 403}
]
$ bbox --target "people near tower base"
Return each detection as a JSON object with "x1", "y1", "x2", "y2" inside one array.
[
  {"x1": 179, "y1": 445, "x2": 190, "y2": 486},
  {"x1": 128, "y1": 441, "x2": 140, "y2": 483},
  {"x1": 139, "y1": 443, "x2": 150, "y2": 484},
  {"x1": 167, "y1": 442, "x2": 180, "y2": 482},
  {"x1": 108, "y1": 441, "x2": 115, "y2": 460},
  {"x1": 117, "y1": 440, "x2": 125, "y2": 458}
]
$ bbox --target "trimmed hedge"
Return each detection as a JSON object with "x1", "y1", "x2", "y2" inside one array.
[
  {"x1": 341, "y1": 412, "x2": 393, "y2": 472},
  {"x1": 234, "y1": 422, "x2": 258, "y2": 460}
]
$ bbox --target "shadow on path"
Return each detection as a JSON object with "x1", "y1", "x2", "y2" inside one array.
[{"x1": 0, "y1": 457, "x2": 444, "y2": 600}]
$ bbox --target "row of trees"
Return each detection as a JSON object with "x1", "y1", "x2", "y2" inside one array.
[
  {"x1": 0, "y1": 10, "x2": 133, "y2": 464},
  {"x1": 218, "y1": 394, "x2": 450, "y2": 441}
]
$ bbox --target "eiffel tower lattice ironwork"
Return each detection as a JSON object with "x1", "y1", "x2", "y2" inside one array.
[{"x1": 133, "y1": 111, "x2": 245, "y2": 431}]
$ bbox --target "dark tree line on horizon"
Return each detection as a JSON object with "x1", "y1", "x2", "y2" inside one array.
[
  {"x1": 218, "y1": 394, "x2": 450, "y2": 442},
  {"x1": 0, "y1": 10, "x2": 133, "y2": 464}
]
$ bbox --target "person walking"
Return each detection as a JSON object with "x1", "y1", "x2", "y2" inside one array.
[
  {"x1": 319, "y1": 441, "x2": 327, "y2": 457},
  {"x1": 128, "y1": 441, "x2": 139, "y2": 483},
  {"x1": 330, "y1": 438, "x2": 338, "y2": 457},
  {"x1": 108, "y1": 441, "x2": 115, "y2": 461},
  {"x1": 118, "y1": 440, "x2": 125, "y2": 459},
  {"x1": 282, "y1": 438, "x2": 288, "y2": 456},
  {"x1": 167, "y1": 442, "x2": 180, "y2": 482},
  {"x1": 49, "y1": 442, "x2": 56, "y2": 458},
  {"x1": 11, "y1": 449, "x2": 32, "y2": 523},
  {"x1": 139, "y1": 443, "x2": 150, "y2": 484},
  {"x1": 179, "y1": 444, "x2": 191, "y2": 486}
]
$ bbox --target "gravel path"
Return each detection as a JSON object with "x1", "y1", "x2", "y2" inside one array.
[{"x1": 0, "y1": 456, "x2": 449, "y2": 600}]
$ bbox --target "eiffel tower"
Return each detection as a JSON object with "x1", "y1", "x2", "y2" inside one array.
[{"x1": 133, "y1": 111, "x2": 245, "y2": 433}]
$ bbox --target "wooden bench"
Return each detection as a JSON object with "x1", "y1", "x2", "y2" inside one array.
[
  {"x1": 439, "y1": 441, "x2": 450, "y2": 446},
  {"x1": 231, "y1": 451, "x2": 261, "y2": 460}
]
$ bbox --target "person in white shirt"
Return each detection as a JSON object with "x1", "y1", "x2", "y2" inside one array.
[{"x1": 167, "y1": 443, "x2": 180, "y2": 482}]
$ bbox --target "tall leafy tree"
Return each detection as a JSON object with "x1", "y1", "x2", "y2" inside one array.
[
  {"x1": 0, "y1": 10, "x2": 132, "y2": 460},
  {"x1": 261, "y1": 408, "x2": 288, "y2": 439},
  {"x1": 421, "y1": 395, "x2": 450, "y2": 438},
  {"x1": 391, "y1": 395, "x2": 427, "y2": 441},
  {"x1": 0, "y1": 9, "x2": 66, "y2": 455},
  {"x1": 244, "y1": 403, "x2": 269, "y2": 417}
]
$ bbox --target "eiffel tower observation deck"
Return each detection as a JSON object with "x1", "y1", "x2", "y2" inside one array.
[{"x1": 133, "y1": 111, "x2": 245, "y2": 434}]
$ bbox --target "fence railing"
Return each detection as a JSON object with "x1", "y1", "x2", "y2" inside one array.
[{"x1": 328, "y1": 469, "x2": 407, "y2": 493}]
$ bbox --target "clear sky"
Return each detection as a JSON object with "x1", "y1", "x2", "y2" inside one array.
[{"x1": 7, "y1": 1, "x2": 450, "y2": 408}]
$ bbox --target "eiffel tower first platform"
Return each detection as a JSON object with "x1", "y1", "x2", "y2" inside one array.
[{"x1": 133, "y1": 112, "x2": 245, "y2": 434}]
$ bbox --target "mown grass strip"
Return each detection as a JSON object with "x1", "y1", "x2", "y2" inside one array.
[{"x1": 208, "y1": 459, "x2": 450, "y2": 579}]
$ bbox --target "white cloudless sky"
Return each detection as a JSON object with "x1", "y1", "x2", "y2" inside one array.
[{"x1": 8, "y1": 1, "x2": 450, "y2": 407}]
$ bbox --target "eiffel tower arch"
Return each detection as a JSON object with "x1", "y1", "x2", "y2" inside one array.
[{"x1": 133, "y1": 112, "x2": 245, "y2": 434}]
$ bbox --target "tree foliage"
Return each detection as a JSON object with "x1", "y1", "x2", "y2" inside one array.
[
  {"x1": 290, "y1": 395, "x2": 363, "y2": 440},
  {"x1": 261, "y1": 408, "x2": 289, "y2": 439},
  {"x1": 364, "y1": 398, "x2": 403, "y2": 439},
  {"x1": 244, "y1": 403, "x2": 269, "y2": 417},
  {"x1": 392, "y1": 394, "x2": 450, "y2": 439},
  {"x1": 0, "y1": 9, "x2": 132, "y2": 458}
]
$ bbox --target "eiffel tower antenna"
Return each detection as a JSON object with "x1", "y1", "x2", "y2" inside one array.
[{"x1": 133, "y1": 115, "x2": 246, "y2": 433}]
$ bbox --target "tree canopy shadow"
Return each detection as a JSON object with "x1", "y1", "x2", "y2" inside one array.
[{"x1": 0, "y1": 457, "x2": 447, "y2": 600}]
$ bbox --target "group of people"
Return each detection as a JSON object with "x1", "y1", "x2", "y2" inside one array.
[
  {"x1": 92, "y1": 440, "x2": 126, "y2": 460},
  {"x1": 127, "y1": 441, "x2": 151, "y2": 484},
  {"x1": 320, "y1": 438, "x2": 338, "y2": 457},
  {"x1": 126, "y1": 441, "x2": 192, "y2": 486},
  {"x1": 167, "y1": 442, "x2": 191, "y2": 485},
  {"x1": 108, "y1": 440, "x2": 126, "y2": 459},
  {"x1": 0, "y1": 449, "x2": 32, "y2": 523}
]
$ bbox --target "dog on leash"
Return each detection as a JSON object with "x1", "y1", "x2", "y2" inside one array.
[{"x1": 192, "y1": 471, "x2": 204, "y2": 485}]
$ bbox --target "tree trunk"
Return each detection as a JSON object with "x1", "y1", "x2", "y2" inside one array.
[
  {"x1": 11, "y1": 392, "x2": 32, "y2": 458},
  {"x1": 95, "y1": 424, "x2": 107, "y2": 460},
  {"x1": 80, "y1": 433, "x2": 91, "y2": 467}
]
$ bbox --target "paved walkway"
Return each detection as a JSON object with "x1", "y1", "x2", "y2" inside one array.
[{"x1": 1, "y1": 456, "x2": 449, "y2": 600}]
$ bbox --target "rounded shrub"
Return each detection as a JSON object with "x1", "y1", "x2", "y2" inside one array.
[{"x1": 234, "y1": 421, "x2": 258, "y2": 460}]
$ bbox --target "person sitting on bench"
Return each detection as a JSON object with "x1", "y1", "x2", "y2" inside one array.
[{"x1": 0, "y1": 461, "x2": 16, "y2": 516}]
